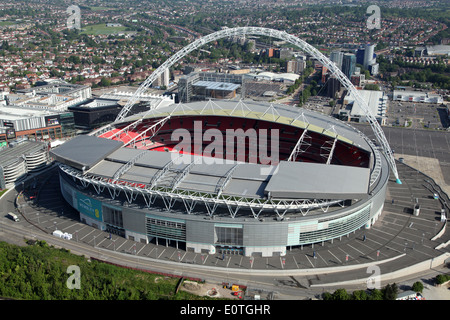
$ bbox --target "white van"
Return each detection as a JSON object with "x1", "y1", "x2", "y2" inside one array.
[{"x1": 7, "y1": 212, "x2": 19, "y2": 222}]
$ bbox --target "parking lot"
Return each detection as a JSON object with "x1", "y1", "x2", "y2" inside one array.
[
  {"x1": 353, "y1": 123, "x2": 450, "y2": 187},
  {"x1": 387, "y1": 100, "x2": 449, "y2": 130}
]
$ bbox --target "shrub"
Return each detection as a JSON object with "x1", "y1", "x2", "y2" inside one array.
[
  {"x1": 412, "y1": 281, "x2": 424, "y2": 293},
  {"x1": 321, "y1": 292, "x2": 332, "y2": 300},
  {"x1": 435, "y1": 274, "x2": 450, "y2": 285}
]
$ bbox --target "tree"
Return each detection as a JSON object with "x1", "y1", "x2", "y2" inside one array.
[
  {"x1": 364, "y1": 84, "x2": 380, "y2": 91},
  {"x1": 68, "y1": 55, "x2": 81, "y2": 64},
  {"x1": 100, "y1": 77, "x2": 111, "y2": 87},
  {"x1": 383, "y1": 283, "x2": 399, "y2": 300},
  {"x1": 369, "y1": 288, "x2": 383, "y2": 300},
  {"x1": 321, "y1": 291, "x2": 332, "y2": 300},
  {"x1": 412, "y1": 281, "x2": 424, "y2": 293},
  {"x1": 331, "y1": 288, "x2": 351, "y2": 300},
  {"x1": 352, "y1": 290, "x2": 369, "y2": 300}
]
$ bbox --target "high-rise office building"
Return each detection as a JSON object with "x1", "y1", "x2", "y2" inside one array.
[
  {"x1": 286, "y1": 59, "x2": 306, "y2": 74},
  {"x1": 356, "y1": 47, "x2": 366, "y2": 65},
  {"x1": 363, "y1": 44, "x2": 376, "y2": 69},
  {"x1": 330, "y1": 51, "x2": 344, "y2": 70},
  {"x1": 342, "y1": 53, "x2": 356, "y2": 79}
]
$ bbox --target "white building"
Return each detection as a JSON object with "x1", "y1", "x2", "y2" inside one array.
[
  {"x1": 153, "y1": 68, "x2": 170, "y2": 88},
  {"x1": 341, "y1": 89, "x2": 388, "y2": 125},
  {"x1": 393, "y1": 90, "x2": 443, "y2": 104},
  {"x1": 6, "y1": 93, "x2": 85, "y2": 111},
  {"x1": 363, "y1": 44, "x2": 376, "y2": 69},
  {"x1": 254, "y1": 72, "x2": 300, "y2": 84},
  {"x1": 286, "y1": 59, "x2": 306, "y2": 74}
]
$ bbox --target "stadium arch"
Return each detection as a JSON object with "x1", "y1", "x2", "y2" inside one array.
[{"x1": 114, "y1": 26, "x2": 401, "y2": 184}]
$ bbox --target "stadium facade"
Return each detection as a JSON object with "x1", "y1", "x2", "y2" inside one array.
[{"x1": 51, "y1": 99, "x2": 390, "y2": 257}]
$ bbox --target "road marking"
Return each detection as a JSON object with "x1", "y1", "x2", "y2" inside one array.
[
  {"x1": 115, "y1": 239, "x2": 127, "y2": 252},
  {"x1": 136, "y1": 245, "x2": 145, "y2": 256},
  {"x1": 96, "y1": 236, "x2": 108, "y2": 247},
  {"x1": 336, "y1": 246, "x2": 354, "y2": 262},
  {"x1": 80, "y1": 229, "x2": 96, "y2": 241},
  {"x1": 292, "y1": 255, "x2": 299, "y2": 268},
  {"x1": 316, "y1": 252, "x2": 328, "y2": 266},
  {"x1": 305, "y1": 254, "x2": 314, "y2": 268},
  {"x1": 357, "y1": 239, "x2": 385, "y2": 256},
  {"x1": 347, "y1": 243, "x2": 366, "y2": 256},
  {"x1": 127, "y1": 243, "x2": 137, "y2": 254},
  {"x1": 157, "y1": 248, "x2": 165, "y2": 259},
  {"x1": 328, "y1": 250, "x2": 342, "y2": 263},
  {"x1": 147, "y1": 247, "x2": 156, "y2": 257},
  {"x1": 181, "y1": 251, "x2": 187, "y2": 261},
  {"x1": 61, "y1": 222, "x2": 81, "y2": 231}
]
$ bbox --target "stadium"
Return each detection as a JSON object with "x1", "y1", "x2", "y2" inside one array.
[
  {"x1": 49, "y1": 27, "x2": 396, "y2": 258},
  {"x1": 51, "y1": 98, "x2": 390, "y2": 257}
]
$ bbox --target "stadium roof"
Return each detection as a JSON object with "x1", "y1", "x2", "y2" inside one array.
[
  {"x1": 84, "y1": 148, "x2": 274, "y2": 199},
  {"x1": 265, "y1": 161, "x2": 370, "y2": 200},
  {"x1": 50, "y1": 135, "x2": 123, "y2": 171},
  {"x1": 119, "y1": 100, "x2": 372, "y2": 152},
  {"x1": 61, "y1": 143, "x2": 370, "y2": 201}
]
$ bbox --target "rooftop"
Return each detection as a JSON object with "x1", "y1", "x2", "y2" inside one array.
[
  {"x1": 192, "y1": 80, "x2": 240, "y2": 91},
  {"x1": 344, "y1": 89, "x2": 387, "y2": 119},
  {"x1": 0, "y1": 105, "x2": 61, "y2": 121},
  {"x1": 0, "y1": 140, "x2": 47, "y2": 168}
]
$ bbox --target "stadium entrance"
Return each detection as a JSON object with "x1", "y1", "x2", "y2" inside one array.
[{"x1": 217, "y1": 246, "x2": 244, "y2": 256}]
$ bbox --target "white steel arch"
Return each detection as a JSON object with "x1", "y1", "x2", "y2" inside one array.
[{"x1": 115, "y1": 26, "x2": 401, "y2": 183}]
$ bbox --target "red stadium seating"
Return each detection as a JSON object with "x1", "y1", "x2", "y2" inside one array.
[{"x1": 100, "y1": 115, "x2": 370, "y2": 168}]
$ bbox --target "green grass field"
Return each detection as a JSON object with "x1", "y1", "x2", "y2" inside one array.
[
  {"x1": 88, "y1": 6, "x2": 113, "y2": 11},
  {"x1": 80, "y1": 23, "x2": 129, "y2": 35},
  {"x1": 0, "y1": 20, "x2": 17, "y2": 26}
]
